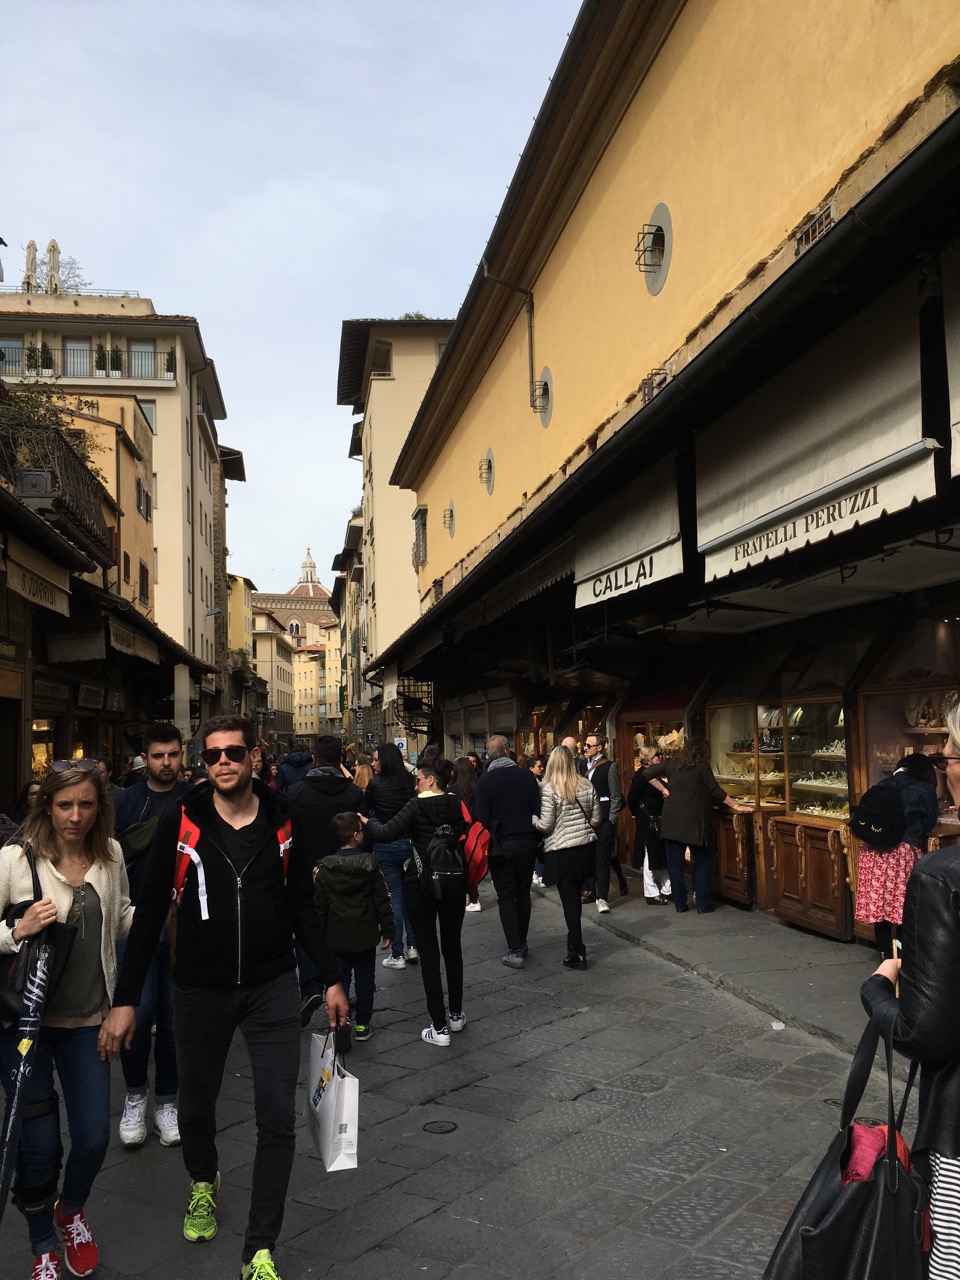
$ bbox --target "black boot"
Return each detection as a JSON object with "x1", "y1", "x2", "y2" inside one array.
[{"x1": 563, "y1": 946, "x2": 587, "y2": 970}]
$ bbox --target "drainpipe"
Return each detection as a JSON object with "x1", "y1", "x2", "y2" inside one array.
[{"x1": 481, "y1": 259, "x2": 537, "y2": 409}]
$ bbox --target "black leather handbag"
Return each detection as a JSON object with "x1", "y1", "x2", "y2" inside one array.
[
  {"x1": 763, "y1": 1015, "x2": 927, "y2": 1280},
  {"x1": 0, "y1": 844, "x2": 77, "y2": 1025}
]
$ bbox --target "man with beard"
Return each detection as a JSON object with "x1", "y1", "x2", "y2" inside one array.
[
  {"x1": 112, "y1": 723, "x2": 192, "y2": 1150},
  {"x1": 99, "y1": 715, "x2": 348, "y2": 1280}
]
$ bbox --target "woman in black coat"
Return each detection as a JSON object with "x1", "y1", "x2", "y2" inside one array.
[
  {"x1": 626, "y1": 750, "x2": 671, "y2": 904},
  {"x1": 362, "y1": 743, "x2": 417, "y2": 968},
  {"x1": 861, "y1": 705, "x2": 960, "y2": 1276},
  {"x1": 360, "y1": 758, "x2": 465, "y2": 1047},
  {"x1": 643, "y1": 736, "x2": 750, "y2": 913}
]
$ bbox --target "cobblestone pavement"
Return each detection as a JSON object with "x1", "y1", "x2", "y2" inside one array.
[{"x1": 0, "y1": 882, "x2": 908, "y2": 1279}]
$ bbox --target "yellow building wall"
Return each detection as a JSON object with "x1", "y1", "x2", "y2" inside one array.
[{"x1": 415, "y1": 0, "x2": 960, "y2": 584}]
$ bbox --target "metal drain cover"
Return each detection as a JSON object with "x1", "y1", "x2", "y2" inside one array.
[{"x1": 423, "y1": 1120, "x2": 458, "y2": 1134}]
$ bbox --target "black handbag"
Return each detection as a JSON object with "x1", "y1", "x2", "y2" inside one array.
[
  {"x1": 0, "y1": 843, "x2": 77, "y2": 1024},
  {"x1": 763, "y1": 1015, "x2": 926, "y2": 1280}
]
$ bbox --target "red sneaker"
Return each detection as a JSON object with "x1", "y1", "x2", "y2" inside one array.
[
  {"x1": 54, "y1": 1202, "x2": 99, "y2": 1277},
  {"x1": 31, "y1": 1254, "x2": 60, "y2": 1280}
]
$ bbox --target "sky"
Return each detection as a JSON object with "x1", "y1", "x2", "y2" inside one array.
[{"x1": 2, "y1": 0, "x2": 583, "y2": 595}]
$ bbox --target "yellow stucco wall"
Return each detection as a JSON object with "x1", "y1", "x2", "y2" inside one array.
[{"x1": 415, "y1": 0, "x2": 960, "y2": 585}]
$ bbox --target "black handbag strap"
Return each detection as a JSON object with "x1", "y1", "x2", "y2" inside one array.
[{"x1": 23, "y1": 842, "x2": 42, "y2": 903}]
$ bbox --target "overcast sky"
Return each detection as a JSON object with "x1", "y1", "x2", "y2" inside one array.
[{"x1": 3, "y1": 1, "x2": 582, "y2": 594}]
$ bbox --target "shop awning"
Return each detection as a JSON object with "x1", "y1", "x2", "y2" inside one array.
[
  {"x1": 697, "y1": 278, "x2": 938, "y2": 583},
  {"x1": 944, "y1": 238, "x2": 960, "y2": 479},
  {"x1": 574, "y1": 456, "x2": 682, "y2": 608},
  {"x1": 3, "y1": 533, "x2": 71, "y2": 617}
]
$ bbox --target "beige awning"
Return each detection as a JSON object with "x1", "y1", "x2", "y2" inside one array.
[
  {"x1": 697, "y1": 278, "x2": 938, "y2": 582},
  {"x1": 574, "y1": 456, "x2": 682, "y2": 608},
  {"x1": 943, "y1": 238, "x2": 960, "y2": 478},
  {"x1": 3, "y1": 533, "x2": 71, "y2": 617}
]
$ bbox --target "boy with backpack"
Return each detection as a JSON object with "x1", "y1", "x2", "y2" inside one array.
[{"x1": 314, "y1": 812, "x2": 395, "y2": 1043}]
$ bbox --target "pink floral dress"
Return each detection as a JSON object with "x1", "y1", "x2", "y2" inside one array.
[{"x1": 854, "y1": 841, "x2": 918, "y2": 925}]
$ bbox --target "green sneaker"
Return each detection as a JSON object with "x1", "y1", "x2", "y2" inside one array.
[
  {"x1": 183, "y1": 1172, "x2": 220, "y2": 1242},
  {"x1": 241, "y1": 1248, "x2": 283, "y2": 1280}
]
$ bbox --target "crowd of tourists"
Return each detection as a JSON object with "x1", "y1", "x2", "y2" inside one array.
[{"x1": 3, "y1": 713, "x2": 960, "y2": 1277}]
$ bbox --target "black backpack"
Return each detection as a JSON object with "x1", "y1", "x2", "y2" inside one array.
[
  {"x1": 849, "y1": 781, "x2": 906, "y2": 850},
  {"x1": 415, "y1": 824, "x2": 467, "y2": 901}
]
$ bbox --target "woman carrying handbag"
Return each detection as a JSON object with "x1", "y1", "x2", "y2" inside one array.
[
  {"x1": 531, "y1": 745, "x2": 601, "y2": 969},
  {"x1": 0, "y1": 763, "x2": 133, "y2": 1280}
]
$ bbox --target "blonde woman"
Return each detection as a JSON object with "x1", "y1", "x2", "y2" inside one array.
[
  {"x1": 0, "y1": 763, "x2": 133, "y2": 1280},
  {"x1": 532, "y1": 746, "x2": 601, "y2": 969}
]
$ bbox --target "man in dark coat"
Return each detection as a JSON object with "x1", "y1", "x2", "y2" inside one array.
[
  {"x1": 476, "y1": 734, "x2": 541, "y2": 969},
  {"x1": 286, "y1": 735, "x2": 363, "y2": 1022}
]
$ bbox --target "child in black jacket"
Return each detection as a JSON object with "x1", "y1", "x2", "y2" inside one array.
[{"x1": 314, "y1": 812, "x2": 395, "y2": 1043}]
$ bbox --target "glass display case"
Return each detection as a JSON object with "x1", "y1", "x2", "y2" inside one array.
[
  {"x1": 708, "y1": 703, "x2": 788, "y2": 809},
  {"x1": 785, "y1": 700, "x2": 848, "y2": 820}
]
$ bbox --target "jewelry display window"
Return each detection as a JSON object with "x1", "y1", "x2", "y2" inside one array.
[
  {"x1": 784, "y1": 700, "x2": 848, "y2": 819},
  {"x1": 707, "y1": 704, "x2": 786, "y2": 809}
]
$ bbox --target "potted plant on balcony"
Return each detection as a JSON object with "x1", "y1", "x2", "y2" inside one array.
[
  {"x1": 164, "y1": 346, "x2": 176, "y2": 379},
  {"x1": 110, "y1": 345, "x2": 123, "y2": 377},
  {"x1": 95, "y1": 342, "x2": 107, "y2": 377},
  {"x1": 25, "y1": 343, "x2": 40, "y2": 375},
  {"x1": 40, "y1": 342, "x2": 53, "y2": 376}
]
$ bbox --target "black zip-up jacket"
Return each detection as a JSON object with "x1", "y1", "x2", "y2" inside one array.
[
  {"x1": 286, "y1": 768, "x2": 364, "y2": 868},
  {"x1": 113, "y1": 779, "x2": 342, "y2": 1003},
  {"x1": 314, "y1": 849, "x2": 394, "y2": 953},
  {"x1": 364, "y1": 792, "x2": 464, "y2": 882},
  {"x1": 361, "y1": 771, "x2": 415, "y2": 824}
]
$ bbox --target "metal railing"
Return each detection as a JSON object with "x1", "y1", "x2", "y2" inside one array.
[
  {"x1": 0, "y1": 286, "x2": 141, "y2": 297},
  {"x1": 4, "y1": 346, "x2": 176, "y2": 381},
  {"x1": 0, "y1": 422, "x2": 113, "y2": 565}
]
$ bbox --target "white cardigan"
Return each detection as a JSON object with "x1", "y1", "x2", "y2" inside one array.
[
  {"x1": 0, "y1": 840, "x2": 134, "y2": 1004},
  {"x1": 532, "y1": 781, "x2": 602, "y2": 852}
]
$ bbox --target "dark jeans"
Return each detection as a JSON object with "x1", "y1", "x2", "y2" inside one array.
[
  {"x1": 295, "y1": 939, "x2": 325, "y2": 1002},
  {"x1": 489, "y1": 842, "x2": 537, "y2": 951},
  {"x1": 174, "y1": 970, "x2": 300, "y2": 1264},
  {"x1": 377, "y1": 841, "x2": 416, "y2": 957},
  {"x1": 334, "y1": 948, "x2": 376, "y2": 1025},
  {"x1": 556, "y1": 874, "x2": 585, "y2": 952},
  {"x1": 595, "y1": 820, "x2": 626, "y2": 901},
  {"x1": 0, "y1": 1024, "x2": 110, "y2": 1252},
  {"x1": 664, "y1": 840, "x2": 712, "y2": 911},
  {"x1": 404, "y1": 877, "x2": 465, "y2": 1030},
  {"x1": 117, "y1": 929, "x2": 178, "y2": 1101}
]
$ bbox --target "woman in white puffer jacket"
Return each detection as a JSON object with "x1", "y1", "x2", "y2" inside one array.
[{"x1": 532, "y1": 746, "x2": 601, "y2": 969}]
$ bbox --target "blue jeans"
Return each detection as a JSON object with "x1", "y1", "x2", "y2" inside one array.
[
  {"x1": 377, "y1": 841, "x2": 416, "y2": 957},
  {"x1": 117, "y1": 929, "x2": 178, "y2": 1101},
  {"x1": 664, "y1": 839, "x2": 712, "y2": 910},
  {"x1": 174, "y1": 971, "x2": 300, "y2": 1264},
  {"x1": 334, "y1": 948, "x2": 376, "y2": 1025},
  {"x1": 0, "y1": 1023, "x2": 110, "y2": 1251}
]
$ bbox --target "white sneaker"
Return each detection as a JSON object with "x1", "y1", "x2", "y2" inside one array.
[
  {"x1": 448, "y1": 1012, "x2": 467, "y2": 1033},
  {"x1": 532, "y1": 874, "x2": 544, "y2": 888},
  {"x1": 421, "y1": 1025, "x2": 451, "y2": 1046},
  {"x1": 597, "y1": 898, "x2": 610, "y2": 914},
  {"x1": 404, "y1": 945, "x2": 419, "y2": 963},
  {"x1": 154, "y1": 1103, "x2": 181, "y2": 1147},
  {"x1": 119, "y1": 1094, "x2": 148, "y2": 1148},
  {"x1": 465, "y1": 901, "x2": 482, "y2": 912},
  {"x1": 382, "y1": 954, "x2": 406, "y2": 969}
]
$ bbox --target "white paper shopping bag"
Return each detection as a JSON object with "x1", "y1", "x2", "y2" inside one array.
[{"x1": 304, "y1": 1030, "x2": 359, "y2": 1172}]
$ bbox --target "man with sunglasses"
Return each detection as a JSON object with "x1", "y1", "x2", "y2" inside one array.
[
  {"x1": 112, "y1": 723, "x2": 191, "y2": 1152},
  {"x1": 99, "y1": 715, "x2": 348, "y2": 1280}
]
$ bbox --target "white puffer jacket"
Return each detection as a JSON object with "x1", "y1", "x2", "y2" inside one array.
[{"x1": 532, "y1": 782, "x2": 602, "y2": 852}]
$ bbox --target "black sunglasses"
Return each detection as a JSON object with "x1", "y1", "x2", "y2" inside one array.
[
  {"x1": 200, "y1": 745, "x2": 249, "y2": 766},
  {"x1": 51, "y1": 758, "x2": 98, "y2": 772}
]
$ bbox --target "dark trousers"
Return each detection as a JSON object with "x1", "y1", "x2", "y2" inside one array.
[
  {"x1": 489, "y1": 844, "x2": 537, "y2": 951},
  {"x1": 117, "y1": 929, "x2": 178, "y2": 1101},
  {"x1": 174, "y1": 971, "x2": 300, "y2": 1264},
  {"x1": 595, "y1": 820, "x2": 626, "y2": 901},
  {"x1": 556, "y1": 875, "x2": 585, "y2": 952},
  {"x1": 404, "y1": 878, "x2": 466, "y2": 1030},
  {"x1": 333, "y1": 948, "x2": 376, "y2": 1025},
  {"x1": 664, "y1": 840, "x2": 712, "y2": 911}
]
